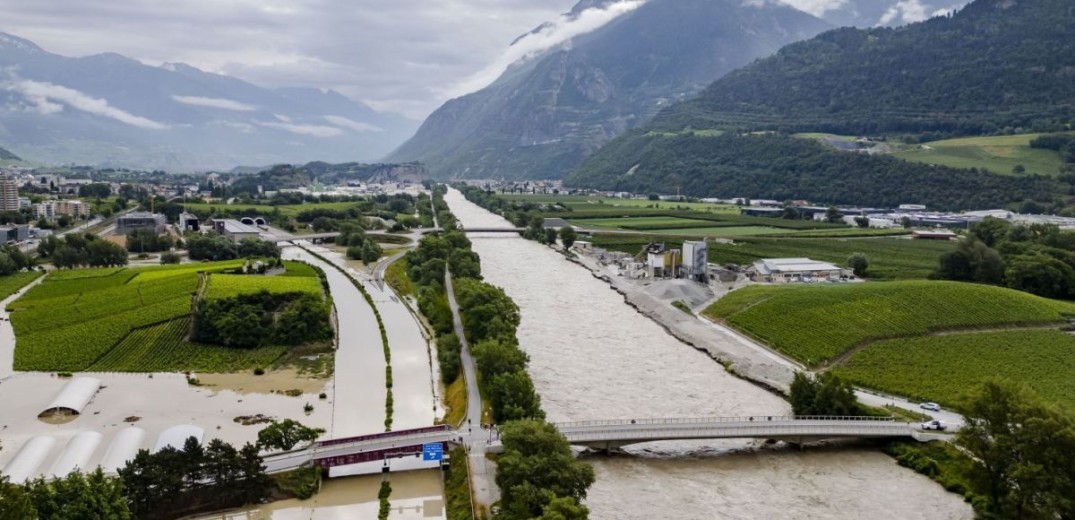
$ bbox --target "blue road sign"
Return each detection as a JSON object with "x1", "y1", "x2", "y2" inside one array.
[{"x1": 422, "y1": 442, "x2": 444, "y2": 461}]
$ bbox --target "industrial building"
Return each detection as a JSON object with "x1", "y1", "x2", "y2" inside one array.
[
  {"x1": 751, "y1": 258, "x2": 845, "y2": 283},
  {"x1": 178, "y1": 212, "x2": 200, "y2": 232},
  {"x1": 682, "y1": 241, "x2": 709, "y2": 282},
  {"x1": 0, "y1": 225, "x2": 30, "y2": 243},
  {"x1": 117, "y1": 212, "x2": 167, "y2": 234},
  {"x1": 210, "y1": 219, "x2": 261, "y2": 243}
]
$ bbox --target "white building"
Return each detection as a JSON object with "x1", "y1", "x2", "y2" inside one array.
[{"x1": 752, "y1": 258, "x2": 844, "y2": 283}]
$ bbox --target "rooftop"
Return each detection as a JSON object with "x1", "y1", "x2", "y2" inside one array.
[{"x1": 754, "y1": 258, "x2": 842, "y2": 275}]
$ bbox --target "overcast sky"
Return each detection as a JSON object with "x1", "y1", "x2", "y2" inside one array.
[{"x1": 0, "y1": 0, "x2": 954, "y2": 121}]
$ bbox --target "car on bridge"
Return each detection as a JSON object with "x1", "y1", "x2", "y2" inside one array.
[
  {"x1": 919, "y1": 402, "x2": 941, "y2": 412},
  {"x1": 920, "y1": 420, "x2": 947, "y2": 431}
]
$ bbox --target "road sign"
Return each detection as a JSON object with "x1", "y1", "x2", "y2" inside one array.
[{"x1": 422, "y1": 442, "x2": 443, "y2": 461}]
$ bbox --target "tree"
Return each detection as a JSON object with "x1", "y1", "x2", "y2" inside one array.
[
  {"x1": 789, "y1": 372, "x2": 858, "y2": 416},
  {"x1": 900, "y1": 216, "x2": 912, "y2": 229},
  {"x1": 257, "y1": 419, "x2": 326, "y2": 451},
  {"x1": 160, "y1": 251, "x2": 181, "y2": 264},
  {"x1": 361, "y1": 240, "x2": 382, "y2": 264},
  {"x1": 957, "y1": 381, "x2": 1075, "y2": 519},
  {"x1": 934, "y1": 237, "x2": 1005, "y2": 285},
  {"x1": 824, "y1": 206, "x2": 842, "y2": 224},
  {"x1": 536, "y1": 496, "x2": 590, "y2": 520},
  {"x1": 496, "y1": 420, "x2": 595, "y2": 520},
  {"x1": 847, "y1": 253, "x2": 869, "y2": 277},
  {"x1": 25, "y1": 469, "x2": 131, "y2": 520},
  {"x1": 854, "y1": 216, "x2": 870, "y2": 228},
  {"x1": 487, "y1": 370, "x2": 544, "y2": 422},
  {"x1": 559, "y1": 226, "x2": 577, "y2": 249},
  {"x1": 544, "y1": 227, "x2": 558, "y2": 244},
  {"x1": 0, "y1": 476, "x2": 36, "y2": 520},
  {"x1": 1012, "y1": 164, "x2": 1026, "y2": 174}
]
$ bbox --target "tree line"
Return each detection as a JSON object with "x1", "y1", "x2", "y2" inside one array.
[
  {"x1": 193, "y1": 289, "x2": 332, "y2": 348},
  {"x1": 36, "y1": 234, "x2": 128, "y2": 269}
]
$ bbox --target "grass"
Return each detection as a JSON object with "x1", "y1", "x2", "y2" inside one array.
[
  {"x1": 0, "y1": 272, "x2": 44, "y2": 301},
  {"x1": 206, "y1": 274, "x2": 322, "y2": 300},
  {"x1": 643, "y1": 226, "x2": 812, "y2": 236},
  {"x1": 892, "y1": 133, "x2": 1069, "y2": 176},
  {"x1": 703, "y1": 280, "x2": 1075, "y2": 367},
  {"x1": 444, "y1": 447, "x2": 473, "y2": 520},
  {"x1": 384, "y1": 260, "x2": 414, "y2": 297},
  {"x1": 836, "y1": 329, "x2": 1075, "y2": 409},
  {"x1": 495, "y1": 194, "x2": 740, "y2": 213},
  {"x1": 442, "y1": 373, "x2": 467, "y2": 426},
  {"x1": 591, "y1": 235, "x2": 954, "y2": 280}
]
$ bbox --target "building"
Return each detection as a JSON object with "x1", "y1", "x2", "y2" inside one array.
[
  {"x1": 912, "y1": 229, "x2": 958, "y2": 240},
  {"x1": 31, "y1": 202, "x2": 54, "y2": 220},
  {"x1": 178, "y1": 212, "x2": 200, "y2": 232},
  {"x1": 0, "y1": 225, "x2": 29, "y2": 243},
  {"x1": 210, "y1": 219, "x2": 261, "y2": 243},
  {"x1": 682, "y1": 241, "x2": 708, "y2": 282},
  {"x1": 0, "y1": 176, "x2": 18, "y2": 212},
  {"x1": 54, "y1": 200, "x2": 88, "y2": 218},
  {"x1": 751, "y1": 258, "x2": 844, "y2": 283},
  {"x1": 117, "y1": 212, "x2": 167, "y2": 234}
]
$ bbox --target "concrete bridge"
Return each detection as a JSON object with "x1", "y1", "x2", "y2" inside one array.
[
  {"x1": 261, "y1": 416, "x2": 939, "y2": 476},
  {"x1": 268, "y1": 227, "x2": 528, "y2": 243}
]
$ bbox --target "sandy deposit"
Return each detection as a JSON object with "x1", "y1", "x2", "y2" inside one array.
[
  {"x1": 0, "y1": 372, "x2": 332, "y2": 480},
  {"x1": 641, "y1": 279, "x2": 716, "y2": 308}
]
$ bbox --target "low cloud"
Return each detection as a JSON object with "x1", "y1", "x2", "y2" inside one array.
[
  {"x1": 443, "y1": 0, "x2": 646, "y2": 99},
  {"x1": 744, "y1": 0, "x2": 848, "y2": 17},
  {"x1": 4, "y1": 78, "x2": 167, "y2": 129},
  {"x1": 323, "y1": 115, "x2": 382, "y2": 132},
  {"x1": 172, "y1": 95, "x2": 256, "y2": 111},
  {"x1": 879, "y1": 0, "x2": 930, "y2": 25},
  {"x1": 256, "y1": 120, "x2": 342, "y2": 137}
]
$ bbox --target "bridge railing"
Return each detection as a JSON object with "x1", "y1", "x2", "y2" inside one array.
[
  {"x1": 317, "y1": 424, "x2": 450, "y2": 448},
  {"x1": 553, "y1": 416, "x2": 898, "y2": 429}
]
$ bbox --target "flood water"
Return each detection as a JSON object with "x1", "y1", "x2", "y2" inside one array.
[{"x1": 444, "y1": 188, "x2": 972, "y2": 520}]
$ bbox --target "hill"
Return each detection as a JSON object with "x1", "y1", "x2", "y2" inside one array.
[
  {"x1": 0, "y1": 145, "x2": 20, "y2": 161},
  {"x1": 568, "y1": 0, "x2": 1075, "y2": 208},
  {"x1": 891, "y1": 133, "x2": 1074, "y2": 176},
  {"x1": 0, "y1": 32, "x2": 417, "y2": 170},
  {"x1": 650, "y1": 0, "x2": 1075, "y2": 137},
  {"x1": 703, "y1": 280, "x2": 1075, "y2": 367},
  {"x1": 386, "y1": 0, "x2": 832, "y2": 179}
]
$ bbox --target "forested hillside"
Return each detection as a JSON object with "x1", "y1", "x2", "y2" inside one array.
[
  {"x1": 0, "y1": 146, "x2": 20, "y2": 161},
  {"x1": 650, "y1": 0, "x2": 1075, "y2": 137}
]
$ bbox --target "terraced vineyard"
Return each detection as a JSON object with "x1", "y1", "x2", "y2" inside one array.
[
  {"x1": 835, "y1": 330, "x2": 1075, "y2": 409},
  {"x1": 90, "y1": 318, "x2": 285, "y2": 373},
  {"x1": 9, "y1": 260, "x2": 316, "y2": 372},
  {"x1": 704, "y1": 281, "x2": 1075, "y2": 367}
]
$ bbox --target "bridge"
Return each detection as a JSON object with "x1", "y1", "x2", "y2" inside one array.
[
  {"x1": 267, "y1": 227, "x2": 527, "y2": 243},
  {"x1": 261, "y1": 416, "x2": 940, "y2": 476}
]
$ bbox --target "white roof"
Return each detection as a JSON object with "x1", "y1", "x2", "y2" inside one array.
[
  {"x1": 49, "y1": 431, "x2": 103, "y2": 478},
  {"x1": 2, "y1": 436, "x2": 56, "y2": 483},
  {"x1": 154, "y1": 425, "x2": 204, "y2": 453},
  {"x1": 755, "y1": 258, "x2": 842, "y2": 275},
  {"x1": 39, "y1": 376, "x2": 101, "y2": 417},
  {"x1": 100, "y1": 427, "x2": 147, "y2": 475}
]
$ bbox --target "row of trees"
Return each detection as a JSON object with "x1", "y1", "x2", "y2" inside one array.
[
  {"x1": 933, "y1": 217, "x2": 1075, "y2": 299},
  {"x1": 186, "y1": 235, "x2": 281, "y2": 261},
  {"x1": 37, "y1": 233, "x2": 128, "y2": 269}
]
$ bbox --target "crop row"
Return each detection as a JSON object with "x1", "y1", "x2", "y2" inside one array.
[
  {"x1": 90, "y1": 318, "x2": 286, "y2": 372},
  {"x1": 206, "y1": 274, "x2": 322, "y2": 300},
  {"x1": 835, "y1": 329, "x2": 1075, "y2": 409},
  {"x1": 0, "y1": 272, "x2": 43, "y2": 302},
  {"x1": 704, "y1": 280, "x2": 1075, "y2": 366},
  {"x1": 279, "y1": 261, "x2": 319, "y2": 278}
]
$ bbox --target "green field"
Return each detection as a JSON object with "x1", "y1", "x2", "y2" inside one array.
[
  {"x1": 569, "y1": 216, "x2": 716, "y2": 228},
  {"x1": 10, "y1": 260, "x2": 319, "y2": 372},
  {"x1": 835, "y1": 330, "x2": 1075, "y2": 409},
  {"x1": 590, "y1": 235, "x2": 952, "y2": 280},
  {"x1": 206, "y1": 274, "x2": 323, "y2": 300},
  {"x1": 704, "y1": 281, "x2": 1075, "y2": 367},
  {"x1": 643, "y1": 226, "x2": 815, "y2": 237},
  {"x1": 892, "y1": 133, "x2": 1068, "y2": 176},
  {"x1": 495, "y1": 194, "x2": 740, "y2": 214},
  {"x1": 0, "y1": 272, "x2": 44, "y2": 301}
]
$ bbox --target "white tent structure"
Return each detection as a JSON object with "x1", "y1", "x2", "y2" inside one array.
[
  {"x1": 48, "y1": 431, "x2": 103, "y2": 478},
  {"x1": 2, "y1": 436, "x2": 56, "y2": 483},
  {"x1": 100, "y1": 427, "x2": 147, "y2": 475},
  {"x1": 153, "y1": 425, "x2": 204, "y2": 453},
  {"x1": 38, "y1": 376, "x2": 101, "y2": 418}
]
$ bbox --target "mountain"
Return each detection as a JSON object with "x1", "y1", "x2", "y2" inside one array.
[
  {"x1": 386, "y1": 0, "x2": 833, "y2": 180},
  {"x1": 0, "y1": 145, "x2": 20, "y2": 161},
  {"x1": 567, "y1": 0, "x2": 1075, "y2": 210},
  {"x1": 816, "y1": 0, "x2": 968, "y2": 28},
  {"x1": 0, "y1": 32, "x2": 418, "y2": 171}
]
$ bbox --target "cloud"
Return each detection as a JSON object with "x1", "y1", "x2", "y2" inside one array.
[
  {"x1": 256, "y1": 120, "x2": 342, "y2": 137},
  {"x1": 3, "y1": 78, "x2": 167, "y2": 129},
  {"x1": 442, "y1": 0, "x2": 646, "y2": 99},
  {"x1": 744, "y1": 0, "x2": 848, "y2": 17},
  {"x1": 323, "y1": 115, "x2": 382, "y2": 132},
  {"x1": 879, "y1": 0, "x2": 931, "y2": 25},
  {"x1": 172, "y1": 95, "x2": 256, "y2": 111}
]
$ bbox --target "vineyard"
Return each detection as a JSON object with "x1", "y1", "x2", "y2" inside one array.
[
  {"x1": 835, "y1": 330, "x2": 1075, "y2": 409},
  {"x1": 89, "y1": 318, "x2": 285, "y2": 373},
  {"x1": 0, "y1": 271, "x2": 44, "y2": 301},
  {"x1": 206, "y1": 274, "x2": 322, "y2": 300},
  {"x1": 591, "y1": 235, "x2": 955, "y2": 279},
  {"x1": 703, "y1": 280, "x2": 1075, "y2": 367},
  {"x1": 9, "y1": 260, "x2": 318, "y2": 372}
]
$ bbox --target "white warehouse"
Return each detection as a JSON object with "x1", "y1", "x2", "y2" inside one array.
[{"x1": 751, "y1": 258, "x2": 845, "y2": 283}]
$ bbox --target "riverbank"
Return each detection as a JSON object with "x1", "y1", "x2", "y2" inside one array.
[{"x1": 567, "y1": 252, "x2": 797, "y2": 394}]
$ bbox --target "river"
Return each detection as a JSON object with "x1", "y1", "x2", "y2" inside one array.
[{"x1": 443, "y1": 188, "x2": 972, "y2": 520}]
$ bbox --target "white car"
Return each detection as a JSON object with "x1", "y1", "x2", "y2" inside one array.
[
  {"x1": 919, "y1": 402, "x2": 941, "y2": 412},
  {"x1": 921, "y1": 420, "x2": 947, "y2": 431}
]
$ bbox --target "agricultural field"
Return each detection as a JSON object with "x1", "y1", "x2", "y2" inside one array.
[
  {"x1": 0, "y1": 272, "x2": 44, "y2": 301},
  {"x1": 89, "y1": 318, "x2": 285, "y2": 373},
  {"x1": 703, "y1": 281, "x2": 1075, "y2": 367},
  {"x1": 206, "y1": 274, "x2": 323, "y2": 300},
  {"x1": 835, "y1": 330, "x2": 1075, "y2": 409},
  {"x1": 9, "y1": 259, "x2": 319, "y2": 372},
  {"x1": 495, "y1": 193, "x2": 740, "y2": 214},
  {"x1": 182, "y1": 201, "x2": 364, "y2": 218},
  {"x1": 892, "y1": 133, "x2": 1069, "y2": 176},
  {"x1": 590, "y1": 235, "x2": 952, "y2": 279}
]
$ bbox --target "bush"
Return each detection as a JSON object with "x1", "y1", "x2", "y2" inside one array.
[
  {"x1": 160, "y1": 251, "x2": 181, "y2": 264},
  {"x1": 253, "y1": 367, "x2": 265, "y2": 375}
]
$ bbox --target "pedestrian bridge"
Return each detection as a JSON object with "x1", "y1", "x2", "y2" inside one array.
[{"x1": 261, "y1": 417, "x2": 940, "y2": 476}]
